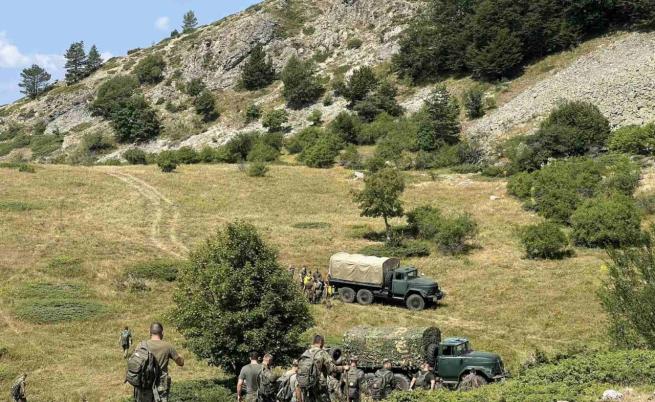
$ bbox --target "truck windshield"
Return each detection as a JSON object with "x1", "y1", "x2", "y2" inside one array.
[
  {"x1": 407, "y1": 270, "x2": 418, "y2": 279},
  {"x1": 456, "y1": 342, "x2": 471, "y2": 355}
]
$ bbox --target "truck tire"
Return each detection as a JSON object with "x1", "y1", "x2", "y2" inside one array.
[
  {"x1": 425, "y1": 343, "x2": 439, "y2": 366},
  {"x1": 356, "y1": 289, "x2": 374, "y2": 305},
  {"x1": 458, "y1": 372, "x2": 488, "y2": 390},
  {"x1": 339, "y1": 287, "x2": 356, "y2": 303},
  {"x1": 406, "y1": 294, "x2": 425, "y2": 311},
  {"x1": 393, "y1": 373, "x2": 411, "y2": 391}
]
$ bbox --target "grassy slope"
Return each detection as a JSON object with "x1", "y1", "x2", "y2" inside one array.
[{"x1": 0, "y1": 164, "x2": 611, "y2": 400}]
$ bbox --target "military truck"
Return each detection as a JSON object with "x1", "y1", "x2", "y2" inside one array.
[
  {"x1": 341, "y1": 326, "x2": 507, "y2": 390},
  {"x1": 328, "y1": 253, "x2": 444, "y2": 311}
]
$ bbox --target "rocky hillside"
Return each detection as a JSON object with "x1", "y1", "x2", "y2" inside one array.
[{"x1": 0, "y1": 0, "x2": 419, "y2": 161}]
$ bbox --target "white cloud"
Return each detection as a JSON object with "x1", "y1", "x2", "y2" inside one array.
[
  {"x1": 155, "y1": 16, "x2": 171, "y2": 31},
  {"x1": 100, "y1": 51, "x2": 114, "y2": 62},
  {"x1": 0, "y1": 32, "x2": 29, "y2": 68}
]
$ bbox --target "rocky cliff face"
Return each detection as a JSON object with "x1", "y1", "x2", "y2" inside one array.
[{"x1": 0, "y1": 0, "x2": 419, "y2": 160}]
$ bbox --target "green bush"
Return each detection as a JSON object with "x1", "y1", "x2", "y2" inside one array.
[
  {"x1": 636, "y1": 192, "x2": 655, "y2": 215},
  {"x1": 571, "y1": 194, "x2": 643, "y2": 248},
  {"x1": 329, "y1": 111, "x2": 362, "y2": 144},
  {"x1": 175, "y1": 147, "x2": 200, "y2": 164},
  {"x1": 357, "y1": 113, "x2": 394, "y2": 145},
  {"x1": 281, "y1": 55, "x2": 324, "y2": 109},
  {"x1": 124, "y1": 259, "x2": 182, "y2": 282},
  {"x1": 157, "y1": 151, "x2": 178, "y2": 172},
  {"x1": 608, "y1": 123, "x2": 655, "y2": 155},
  {"x1": 286, "y1": 126, "x2": 323, "y2": 154},
  {"x1": 308, "y1": 109, "x2": 322, "y2": 126},
  {"x1": 111, "y1": 96, "x2": 161, "y2": 143},
  {"x1": 359, "y1": 240, "x2": 431, "y2": 258},
  {"x1": 244, "y1": 103, "x2": 262, "y2": 123},
  {"x1": 222, "y1": 131, "x2": 261, "y2": 162},
  {"x1": 247, "y1": 162, "x2": 269, "y2": 177},
  {"x1": 123, "y1": 148, "x2": 148, "y2": 164},
  {"x1": 185, "y1": 78, "x2": 206, "y2": 97},
  {"x1": 15, "y1": 299, "x2": 106, "y2": 324},
  {"x1": 198, "y1": 146, "x2": 220, "y2": 163},
  {"x1": 338, "y1": 145, "x2": 363, "y2": 170},
  {"x1": 520, "y1": 222, "x2": 570, "y2": 259},
  {"x1": 239, "y1": 45, "x2": 275, "y2": 91},
  {"x1": 193, "y1": 90, "x2": 219, "y2": 122},
  {"x1": 406, "y1": 206, "x2": 443, "y2": 239},
  {"x1": 81, "y1": 132, "x2": 115, "y2": 153},
  {"x1": 354, "y1": 80, "x2": 403, "y2": 122},
  {"x1": 169, "y1": 380, "x2": 234, "y2": 402},
  {"x1": 262, "y1": 109, "x2": 289, "y2": 133},
  {"x1": 343, "y1": 66, "x2": 378, "y2": 104},
  {"x1": 299, "y1": 134, "x2": 342, "y2": 168},
  {"x1": 346, "y1": 37, "x2": 363, "y2": 49},
  {"x1": 417, "y1": 85, "x2": 461, "y2": 151},
  {"x1": 507, "y1": 172, "x2": 535, "y2": 200},
  {"x1": 134, "y1": 53, "x2": 166, "y2": 84},
  {"x1": 92, "y1": 75, "x2": 139, "y2": 117},
  {"x1": 434, "y1": 213, "x2": 478, "y2": 255},
  {"x1": 247, "y1": 141, "x2": 279, "y2": 162},
  {"x1": 463, "y1": 87, "x2": 485, "y2": 119}
]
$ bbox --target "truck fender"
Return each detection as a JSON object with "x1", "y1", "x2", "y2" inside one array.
[{"x1": 458, "y1": 367, "x2": 492, "y2": 382}]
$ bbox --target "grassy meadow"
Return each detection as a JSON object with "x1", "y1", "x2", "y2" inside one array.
[{"x1": 0, "y1": 163, "x2": 612, "y2": 400}]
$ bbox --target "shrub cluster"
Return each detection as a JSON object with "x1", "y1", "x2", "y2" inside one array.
[
  {"x1": 134, "y1": 53, "x2": 166, "y2": 84},
  {"x1": 406, "y1": 205, "x2": 478, "y2": 255},
  {"x1": 608, "y1": 123, "x2": 655, "y2": 155},
  {"x1": 13, "y1": 282, "x2": 105, "y2": 324},
  {"x1": 281, "y1": 55, "x2": 324, "y2": 109},
  {"x1": 571, "y1": 194, "x2": 642, "y2": 248},
  {"x1": 124, "y1": 259, "x2": 182, "y2": 282},
  {"x1": 520, "y1": 221, "x2": 569, "y2": 259}
]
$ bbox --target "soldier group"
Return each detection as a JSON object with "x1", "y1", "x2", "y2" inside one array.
[
  {"x1": 291, "y1": 266, "x2": 334, "y2": 305},
  {"x1": 236, "y1": 334, "x2": 441, "y2": 402}
]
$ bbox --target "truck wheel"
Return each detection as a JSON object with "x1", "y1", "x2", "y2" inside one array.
[
  {"x1": 339, "y1": 287, "x2": 356, "y2": 303},
  {"x1": 356, "y1": 289, "x2": 374, "y2": 305},
  {"x1": 406, "y1": 294, "x2": 425, "y2": 311},
  {"x1": 425, "y1": 343, "x2": 438, "y2": 366},
  {"x1": 458, "y1": 372, "x2": 488, "y2": 390},
  {"x1": 393, "y1": 373, "x2": 411, "y2": 391}
]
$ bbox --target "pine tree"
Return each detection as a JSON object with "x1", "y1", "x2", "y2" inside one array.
[
  {"x1": 182, "y1": 11, "x2": 198, "y2": 33},
  {"x1": 417, "y1": 85, "x2": 461, "y2": 151},
  {"x1": 18, "y1": 64, "x2": 51, "y2": 99},
  {"x1": 281, "y1": 56, "x2": 325, "y2": 109},
  {"x1": 240, "y1": 45, "x2": 276, "y2": 91},
  {"x1": 86, "y1": 45, "x2": 103, "y2": 75},
  {"x1": 64, "y1": 41, "x2": 87, "y2": 84}
]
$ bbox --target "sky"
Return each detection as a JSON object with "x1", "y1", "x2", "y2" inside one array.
[{"x1": 0, "y1": 0, "x2": 261, "y2": 105}]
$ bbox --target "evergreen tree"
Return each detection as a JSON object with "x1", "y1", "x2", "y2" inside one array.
[
  {"x1": 64, "y1": 41, "x2": 87, "y2": 84},
  {"x1": 86, "y1": 45, "x2": 103, "y2": 75},
  {"x1": 110, "y1": 95, "x2": 161, "y2": 143},
  {"x1": 417, "y1": 85, "x2": 461, "y2": 151},
  {"x1": 194, "y1": 90, "x2": 219, "y2": 122},
  {"x1": 182, "y1": 10, "x2": 198, "y2": 33},
  {"x1": 173, "y1": 221, "x2": 312, "y2": 374},
  {"x1": 281, "y1": 56, "x2": 325, "y2": 109},
  {"x1": 240, "y1": 45, "x2": 276, "y2": 91},
  {"x1": 343, "y1": 66, "x2": 378, "y2": 105},
  {"x1": 18, "y1": 64, "x2": 51, "y2": 99}
]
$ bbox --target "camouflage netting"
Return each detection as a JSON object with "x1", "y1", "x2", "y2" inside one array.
[{"x1": 343, "y1": 326, "x2": 441, "y2": 370}]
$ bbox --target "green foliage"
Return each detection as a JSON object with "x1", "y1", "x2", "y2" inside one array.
[
  {"x1": 292, "y1": 222, "x2": 331, "y2": 229},
  {"x1": 185, "y1": 78, "x2": 206, "y2": 97},
  {"x1": 247, "y1": 141, "x2": 279, "y2": 162},
  {"x1": 507, "y1": 172, "x2": 534, "y2": 200},
  {"x1": 244, "y1": 104, "x2": 262, "y2": 123},
  {"x1": 194, "y1": 90, "x2": 219, "y2": 122},
  {"x1": 19, "y1": 64, "x2": 51, "y2": 99},
  {"x1": 64, "y1": 41, "x2": 87, "y2": 84},
  {"x1": 338, "y1": 145, "x2": 363, "y2": 170},
  {"x1": 571, "y1": 194, "x2": 643, "y2": 248},
  {"x1": 124, "y1": 259, "x2": 182, "y2": 282},
  {"x1": 354, "y1": 81, "x2": 403, "y2": 122},
  {"x1": 46, "y1": 256, "x2": 84, "y2": 277},
  {"x1": 343, "y1": 66, "x2": 378, "y2": 104},
  {"x1": 123, "y1": 148, "x2": 148, "y2": 165},
  {"x1": 240, "y1": 45, "x2": 276, "y2": 90},
  {"x1": 308, "y1": 109, "x2": 323, "y2": 126},
  {"x1": 463, "y1": 87, "x2": 485, "y2": 119},
  {"x1": 81, "y1": 132, "x2": 115, "y2": 153},
  {"x1": 0, "y1": 200, "x2": 40, "y2": 211},
  {"x1": 298, "y1": 134, "x2": 342, "y2": 168},
  {"x1": 360, "y1": 240, "x2": 431, "y2": 258},
  {"x1": 175, "y1": 147, "x2": 201, "y2": 164},
  {"x1": 467, "y1": 28, "x2": 524, "y2": 80},
  {"x1": 169, "y1": 379, "x2": 233, "y2": 402},
  {"x1": 520, "y1": 222, "x2": 570, "y2": 259},
  {"x1": 346, "y1": 38, "x2": 363, "y2": 49},
  {"x1": 262, "y1": 109, "x2": 289, "y2": 133},
  {"x1": 222, "y1": 131, "x2": 261, "y2": 162},
  {"x1": 281, "y1": 56, "x2": 325, "y2": 109},
  {"x1": 406, "y1": 205, "x2": 477, "y2": 254},
  {"x1": 157, "y1": 151, "x2": 178, "y2": 172},
  {"x1": 92, "y1": 75, "x2": 140, "y2": 118},
  {"x1": 86, "y1": 44, "x2": 103, "y2": 75},
  {"x1": 353, "y1": 168, "x2": 405, "y2": 241},
  {"x1": 29, "y1": 134, "x2": 63, "y2": 158},
  {"x1": 417, "y1": 85, "x2": 461, "y2": 151},
  {"x1": 182, "y1": 10, "x2": 198, "y2": 33},
  {"x1": 172, "y1": 221, "x2": 312, "y2": 374},
  {"x1": 357, "y1": 113, "x2": 394, "y2": 145},
  {"x1": 406, "y1": 206, "x2": 443, "y2": 239},
  {"x1": 285, "y1": 126, "x2": 323, "y2": 154},
  {"x1": 247, "y1": 161, "x2": 269, "y2": 177},
  {"x1": 601, "y1": 228, "x2": 655, "y2": 348},
  {"x1": 329, "y1": 111, "x2": 362, "y2": 144},
  {"x1": 608, "y1": 123, "x2": 655, "y2": 155},
  {"x1": 134, "y1": 54, "x2": 166, "y2": 85},
  {"x1": 110, "y1": 96, "x2": 162, "y2": 143},
  {"x1": 374, "y1": 117, "x2": 421, "y2": 165},
  {"x1": 13, "y1": 282, "x2": 105, "y2": 324}
]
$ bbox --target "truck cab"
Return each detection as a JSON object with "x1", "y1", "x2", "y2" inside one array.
[
  {"x1": 436, "y1": 337, "x2": 507, "y2": 388},
  {"x1": 391, "y1": 266, "x2": 444, "y2": 310}
]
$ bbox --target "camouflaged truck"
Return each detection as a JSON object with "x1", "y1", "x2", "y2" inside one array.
[
  {"x1": 328, "y1": 253, "x2": 444, "y2": 311},
  {"x1": 341, "y1": 326, "x2": 507, "y2": 390}
]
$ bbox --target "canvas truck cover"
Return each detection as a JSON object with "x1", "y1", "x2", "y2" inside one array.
[{"x1": 329, "y1": 253, "x2": 400, "y2": 286}]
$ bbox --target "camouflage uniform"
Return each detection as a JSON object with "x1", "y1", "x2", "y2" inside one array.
[
  {"x1": 300, "y1": 346, "x2": 343, "y2": 402},
  {"x1": 344, "y1": 368, "x2": 364, "y2": 402},
  {"x1": 11, "y1": 375, "x2": 27, "y2": 402},
  {"x1": 373, "y1": 368, "x2": 395, "y2": 399},
  {"x1": 327, "y1": 374, "x2": 343, "y2": 402}
]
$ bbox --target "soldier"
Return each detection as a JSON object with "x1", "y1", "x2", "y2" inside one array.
[
  {"x1": 326, "y1": 372, "x2": 343, "y2": 402},
  {"x1": 257, "y1": 354, "x2": 277, "y2": 402},
  {"x1": 119, "y1": 326, "x2": 133, "y2": 358},
  {"x1": 300, "y1": 266, "x2": 308, "y2": 288},
  {"x1": 298, "y1": 335, "x2": 349, "y2": 402},
  {"x1": 371, "y1": 359, "x2": 395, "y2": 400},
  {"x1": 133, "y1": 322, "x2": 184, "y2": 402},
  {"x1": 238, "y1": 351, "x2": 262, "y2": 402},
  {"x1": 10, "y1": 373, "x2": 27, "y2": 402},
  {"x1": 344, "y1": 356, "x2": 365, "y2": 402},
  {"x1": 409, "y1": 362, "x2": 436, "y2": 391}
]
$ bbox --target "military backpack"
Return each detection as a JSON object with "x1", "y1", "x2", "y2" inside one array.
[
  {"x1": 369, "y1": 376, "x2": 385, "y2": 400},
  {"x1": 10, "y1": 378, "x2": 22, "y2": 400},
  {"x1": 126, "y1": 341, "x2": 160, "y2": 389},
  {"x1": 275, "y1": 374, "x2": 295, "y2": 402},
  {"x1": 297, "y1": 349, "x2": 321, "y2": 389},
  {"x1": 258, "y1": 367, "x2": 277, "y2": 399}
]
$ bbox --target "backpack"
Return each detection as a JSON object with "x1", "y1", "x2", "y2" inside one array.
[
  {"x1": 10, "y1": 378, "x2": 22, "y2": 399},
  {"x1": 275, "y1": 374, "x2": 294, "y2": 402},
  {"x1": 258, "y1": 367, "x2": 277, "y2": 398},
  {"x1": 126, "y1": 341, "x2": 160, "y2": 389},
  {"x1": 346, "y1": 370, "x2": 361, "y2": 400},
  {"x1": 297, "y1": 349, "x2": 320, "y2": 390},
  {"x1": 120, "y1": 330, "x2": 131, "y2": 346},
  {"x1": 369, "y1": 376, "x2": 385, "y2": 400}
]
